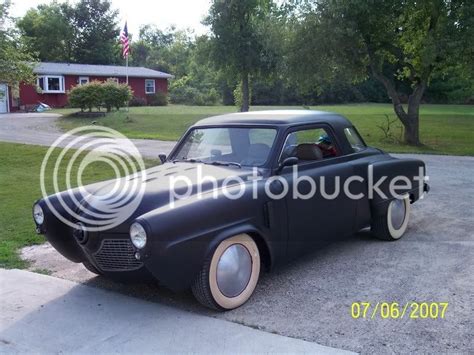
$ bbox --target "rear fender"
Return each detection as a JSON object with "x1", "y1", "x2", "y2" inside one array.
[{"x1": 369, "y1": 158, "x2": 426, "y2": 216}]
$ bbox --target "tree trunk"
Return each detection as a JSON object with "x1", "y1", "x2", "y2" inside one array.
[
  {"x1": 240, "y1": 71, "x2": 250, "y2": 112},
  {"x1": 403, "y1": 115, "x2": 420, "y2": 145},
  {"x1": 391, "y1": 99, "x2": 421, "y2": 146},
  {"x1": 403, "y1": 82, "x2": 426, "y2": 145},
  {"x1": 365, "y1": 42, "x2": 426, "y2": 146},
  {"x1": 371, "y1": 69, "x2": 424, "y2": 146}
]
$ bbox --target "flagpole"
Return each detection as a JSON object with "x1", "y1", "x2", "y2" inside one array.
[
  {"x1": 126, "y1": 54, "x2": 129, "y2": 112},
  {"x1": 126, "y1": 54, "x2": 129, "y2": 86}
]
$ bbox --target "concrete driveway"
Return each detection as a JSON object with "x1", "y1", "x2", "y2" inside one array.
[
  {"x1": 0, "y1": 113, "x2": 175, "y2": 157},
  {"x1": 0, "y1": 269, "x2": 350, "y2": 354}
]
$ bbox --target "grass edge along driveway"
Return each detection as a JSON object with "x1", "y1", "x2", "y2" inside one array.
[{"x1": 55, "y1": 103, "x2": 474, "y2": 156}]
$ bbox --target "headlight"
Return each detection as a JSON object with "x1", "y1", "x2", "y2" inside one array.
[
  {"x1": 33, "y1": 204, "x2": 44, "y2": 225},
  {"x1": 130, "y1": 222, "x2": 147, "y2": 249}
]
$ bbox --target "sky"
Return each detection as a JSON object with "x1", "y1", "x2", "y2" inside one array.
[{"x1": 9, "y1": 0, "x2": 212, "y2": 36}]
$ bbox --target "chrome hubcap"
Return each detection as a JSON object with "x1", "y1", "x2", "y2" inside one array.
[
  {"x1": 216, "y1": 244, "x2": 252, "y2": 298},
  {"x1": 390, "y1": 199, "x2": 406, "y2": 230}
]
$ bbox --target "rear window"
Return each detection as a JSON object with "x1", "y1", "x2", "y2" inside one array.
[{"x1": 344, "y1": 127, "x2": 366, "y2": 152}]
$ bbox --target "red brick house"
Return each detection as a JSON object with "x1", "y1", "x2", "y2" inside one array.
[{"x1": 1, "y1": 62, "x2": 173, "y2": 113}]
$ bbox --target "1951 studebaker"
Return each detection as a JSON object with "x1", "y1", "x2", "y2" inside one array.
[{"x1": 33, "y1": 110, "x2": 429, "y2": 310}]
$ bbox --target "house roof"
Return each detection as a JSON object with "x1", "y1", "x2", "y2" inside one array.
[{"x1": 33, "y1": 62, "x2": 173, "y2": 79}]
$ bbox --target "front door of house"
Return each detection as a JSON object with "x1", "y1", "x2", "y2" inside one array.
[{"x1": 0, "y1": 84, "x2": 8, "y2": 113}]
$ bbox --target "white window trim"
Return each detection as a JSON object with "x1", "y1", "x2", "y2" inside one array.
[
  {"x1": 37, "y1": 75, "x2": 65, "y2": 93},
  {"x1": 145, "y1": 79, "x2": 155, "y2": 94},
  {"x1": 79, "y1": 76, "x2": 89, "y2": 85}
]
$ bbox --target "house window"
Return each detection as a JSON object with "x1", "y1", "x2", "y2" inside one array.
[
  {"x1": 37, "y1": 75, "x2": 65, "y2": 93},
  {"x1": 145, "y1": 79, "x2": 155, "y2": 94},
  {"x1": 79, "y1": 77, "x2": 89, "y2": 85}
]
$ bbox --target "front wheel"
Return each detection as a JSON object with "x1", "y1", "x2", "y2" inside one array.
[
  {"x1": 371, "y1": 196, "x2": 411, "y2": 241},
  {"x1": 192, "y1": 234, "x2": 260, "y2": 310}
]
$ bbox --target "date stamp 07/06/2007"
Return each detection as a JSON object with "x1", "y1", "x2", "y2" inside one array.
[{"x1": 350, "y1": 302, "x2": 449, "y2": 320}]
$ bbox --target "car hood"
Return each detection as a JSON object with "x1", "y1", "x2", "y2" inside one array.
[{"x1": 75, "y1": 162, "x2": 261, "y2": 233}]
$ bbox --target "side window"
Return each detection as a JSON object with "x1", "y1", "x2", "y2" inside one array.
[
  {"x1": 280, "y1": 127, "x2": 339, "y2": 162},
  {"x1": 344, "y1": 127, "x2": 366, "y2": 152}
]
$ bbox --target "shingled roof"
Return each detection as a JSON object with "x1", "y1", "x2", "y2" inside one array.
[{"x1": 33, "y1": 62, "x2": 173, "y2": 79}]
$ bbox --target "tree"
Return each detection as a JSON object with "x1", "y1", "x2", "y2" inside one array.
[
  {"x1": 289, "y1": 0, "x2": 474, "y2": 145},
  {"x1": 205, "y1": 0, "x2": 277, "y2": 111},
  {"x1": 168, "y1": 36, "x2": 223, "y2": 106},
  {"x1": 17, "y1": 2, "x2": 75, "y2": 62},
  {"x1": 17, "y1": 0, "x2": 120, "y2": 65},
  {"x1": 131, "y1": 25, "x2": 193, "y2": 77},
  {"x1": 0, "y1": 1, "x2": 35, "y2": 90},
  {"x1": 72, "y1": 0, "x2": 120, "y2": 64}
]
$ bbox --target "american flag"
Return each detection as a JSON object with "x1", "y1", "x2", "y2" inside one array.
[{"x1": 120, "y1": 22, "x2": 130, "y2": 58}]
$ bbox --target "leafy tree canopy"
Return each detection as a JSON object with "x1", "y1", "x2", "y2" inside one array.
[
  {"x1": 73, "y1": 0, "x2": 120, "y2": 64},
  {"x1": 205, "y1": 0, "x2": 279, "y2": 111},
  {"x1": 288, "y1": 0, "x2": 474, "y2": 144},
  {"x1": 17, "y1": 2, "x2": 74, "y2": 62},
  {"x1": 17, "y1": 0, "x2": 120, "y2": 65},
  {"x1": 0, "y1": 1, "x2": 36, "y2": 89}
]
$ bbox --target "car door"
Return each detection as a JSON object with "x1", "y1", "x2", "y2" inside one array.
[{"x1": 278, "y1": 125, "x2": 358, "y2": 259}]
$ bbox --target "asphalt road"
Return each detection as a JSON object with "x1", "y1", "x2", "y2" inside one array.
[{"x1": 3, "y1": 113, "x2": 474, "y2": 353}]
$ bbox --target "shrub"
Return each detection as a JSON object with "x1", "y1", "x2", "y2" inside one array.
[
  {"x1": 147, "y1": 91, "x2": 168, "y2": 106},
  {"x1": 84, "y1": 81, "x2": 104, "y2": 112},
  {"x1": 102, "y1": 81, "x2": 132, "y2": 112},
  {"x1": 129, "y1": 96, "x2": 147, "y2": 107},
  {"x1": 68, "y1": 81, "x2": 104, "y2": 112},
  {"x1": 169, "y1": 76, "x2": 220, "y2": 106},
  {"x1": 68, "y1": 85, "x2": 88, "y2": 112},
  {"x1": 170, "y1": 85, "x2": 219, "y2": 106},
  {"x1": 68, "y1": 81, "x2": 132, "y2": 113}
]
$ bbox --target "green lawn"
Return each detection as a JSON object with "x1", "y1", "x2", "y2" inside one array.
[
  {"x1": 0, "y1": 142, "x2": 157, "y2": 269},
  {"x1": 55, "y1": 104, "x2": 474, "y2": 156}
]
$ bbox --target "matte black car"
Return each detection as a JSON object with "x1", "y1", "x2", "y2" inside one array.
[{"x1": 33, "y1": 110, "x2": 429, "y2": 310}]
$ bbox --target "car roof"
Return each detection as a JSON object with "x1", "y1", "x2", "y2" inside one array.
[{"x1": 194, "y1": 110, "x2": 353, "y2": 128}]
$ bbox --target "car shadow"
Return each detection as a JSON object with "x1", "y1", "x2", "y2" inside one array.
[{"x1": 78, "y1": 229, "x2": 378, "y2": 317}]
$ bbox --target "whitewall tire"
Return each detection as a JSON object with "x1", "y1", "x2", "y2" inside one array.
[
  {"x1": 371, "y1": 195, "x2": 411, "y2": 241},
  {"x1": 192, "y1": 234, "x2": 260, "y2": 310}
]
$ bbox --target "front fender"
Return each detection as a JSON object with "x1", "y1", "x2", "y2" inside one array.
[{"x1": 137, "y1": 184, "x2": 280, "y2": 291}]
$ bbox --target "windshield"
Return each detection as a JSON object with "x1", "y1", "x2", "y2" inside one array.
[{"x1": 172, "y1": 127, "x2": 277, "y2": 167}]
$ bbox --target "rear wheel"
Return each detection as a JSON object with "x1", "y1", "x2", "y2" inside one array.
[
  {"x1": 192, "y1": 234, "x2": 260, "y2": 310},
  {"x1": 372, "y1": 196, "x2": 411, "y2": 241}
]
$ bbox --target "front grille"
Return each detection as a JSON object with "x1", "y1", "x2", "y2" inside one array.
[{"x1": 92, "y1": 239, "x2": 143, "y2": 272}]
